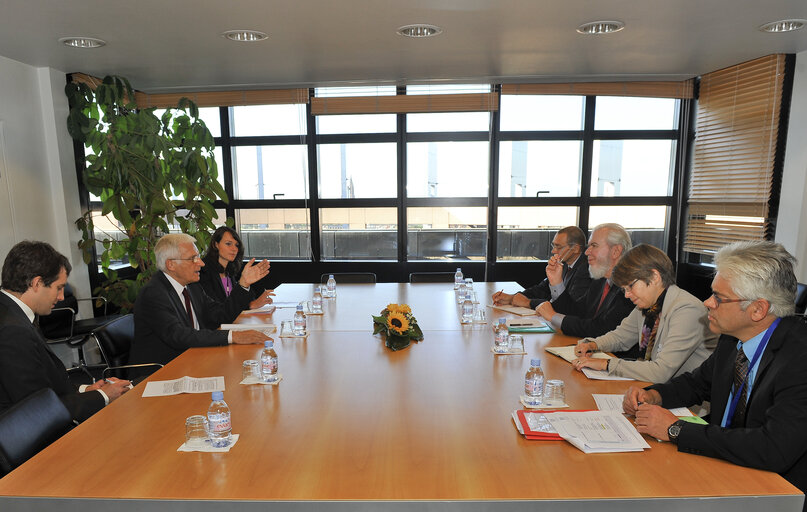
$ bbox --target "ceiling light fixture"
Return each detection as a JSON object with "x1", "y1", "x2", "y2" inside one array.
[
  {"x1": 576, "y1": 20, "x2": 625, "y2": 35},
  {"x1": 758, "y1": 19, "x2": 806, "y2": 33},
  {"x1": 221, "y1": 30, "x2": 269, "y2": 42},
  {"x1": 59, "y1": 37, "x2": 106, "y2": 49},
  {"x1": 397, "y1": 24, "x2": 443, "y2": 38}
]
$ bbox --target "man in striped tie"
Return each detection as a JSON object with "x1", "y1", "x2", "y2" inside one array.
[{"x1": 624, "y1": 241, "x2": 807, "y2": 510}]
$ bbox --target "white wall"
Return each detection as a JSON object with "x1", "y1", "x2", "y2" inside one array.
[
  {"x1": 0, "y1": 55, "x2": 91, "y2": 302},
  {"x1": 776, "y1": 50, "x2": 807, "y2": 282}
]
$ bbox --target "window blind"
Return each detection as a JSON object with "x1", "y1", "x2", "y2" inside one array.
[
  {"x1": 683, "y1": 54, "x2": 786, "y2": 255},
  {"x1": 310, "y1": 92, "x2": 499, "y2": 115},
  {"x1": 501, "y1": 80, "x2": 695, "y2": 99}
]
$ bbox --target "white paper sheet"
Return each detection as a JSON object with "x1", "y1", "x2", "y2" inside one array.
[
  {"x1": 581, "y1": 367, "x2": 634, "y2": 381},
  {"x1": 545, "y1": 345, "x2": 612, "y2": 364},
  {"x1": 545, "y1": 410, "x2": 650, "y2": 453},
  {"x1": 142, "y1": 376, "x2": 225, "y2": 397}
]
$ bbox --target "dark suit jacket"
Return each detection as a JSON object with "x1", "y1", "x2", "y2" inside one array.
[
  {"x1": 0, "y1": 292, "x2": 104, "y2": 422},
  {"x1": 650, "y1": 316, "x2": 807, "y2": 500},
  {"x1": 130, "y1": 271, "x2": 252, "y2": 365},
  {"x1": 522, "y1": 257, "x2": 592, "y2": 309},
  {"x1": 551, "y1": 277, "x2": 634, "y2": 338}
]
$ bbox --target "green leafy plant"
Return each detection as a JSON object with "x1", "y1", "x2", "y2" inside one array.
[
  {"x1": 65, "y1": 75, "x2": 227, "y2": 311},
  {"x1": 372, "y1": 303, "x2": 424, "y2": 351}
]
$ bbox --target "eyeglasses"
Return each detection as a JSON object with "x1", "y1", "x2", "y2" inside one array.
[
  {"x1": 622, "y1": 279, "x2": 640, "y2": 294},
  {"x1": 710, "y1": 293, "x2": 747, "y2": 307},
  {"x1": 550, "y1": 243, "x2": 569, "y2": 251},
  {"x1": 170, "y1": 254, "x2": 202, "y2": 263}
]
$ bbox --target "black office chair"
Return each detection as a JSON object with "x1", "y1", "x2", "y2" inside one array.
[
  {"x1": 38, "y1": 284, "x2": 122, "y2": 381},
  {"x1": 94, "y1": 314, "x2": 162, "y2": 382},
  {"x1": 795, "y1": 283, "x2": 807, "y2": 316},
  {"x1": 0, "y1": 388, "x2": 73, "y2": 476},
  {"x1": 319, "y1": 272, "x2": 377, "y2": 284},
  {"x1": 409, "y1": 272, "x2": 455, "y2": 283}
]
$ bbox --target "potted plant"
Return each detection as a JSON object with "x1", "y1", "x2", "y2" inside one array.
[{"x1": 65, "y1": 75, "x2": 227, "y2": 311}]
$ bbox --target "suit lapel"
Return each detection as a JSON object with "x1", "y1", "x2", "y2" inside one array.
[{"x1": 745, "y1": 317, "x2": 788, "y2": 410}]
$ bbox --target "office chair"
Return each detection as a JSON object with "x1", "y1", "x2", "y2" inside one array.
[
  {"x1": 0, "y1": 388, "x2": 73, "y2": 476},
  {"x1": 409, "y1": 272, "x2": 455, "y2": 283},
  {"x1": 94, "y1": 314, "x2": 162, "y2": 382},
  {"x1": 795, "y1": 283, "x2": 807, "y2": 316},
  {"x1": 319, "y1": 272, "x2": 377, "y2": 284},
  {"x1": 38, "y1": 284, "x2": 122, "y2": 381}
]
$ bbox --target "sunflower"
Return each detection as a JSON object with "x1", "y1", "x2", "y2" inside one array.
[
  {"x1": 387, "y1": 311, "x2": 410, "y2": 335},
  {"x1": 397, "y1": 303, "x2": 411, "y2": 314},
  {"x1": 386, "y1": 303, "x2": 402, "y2": 314}
]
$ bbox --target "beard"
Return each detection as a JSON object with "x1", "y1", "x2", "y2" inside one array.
[{"x1": 589, "y1": 261, "x2": 608, "y2": 279}]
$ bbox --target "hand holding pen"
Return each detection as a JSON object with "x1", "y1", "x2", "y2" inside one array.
[{"x1": 545, "y1": 246, "x2": 571, "y2": 285}]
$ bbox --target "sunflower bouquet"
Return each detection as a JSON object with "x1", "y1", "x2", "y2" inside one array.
[{"x1": 372, "y1": 303, "x2": 424, "y2": 351}]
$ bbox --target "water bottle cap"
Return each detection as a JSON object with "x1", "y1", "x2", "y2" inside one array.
[
  {"x1": 456, "y1": 268, "x2": 461, "y2": 271},
  {"x1": 530, "y1": 358, "x2": 541, "y2": 367},
  {"x1": 498, "y1": 318, "x2": 506, "y2": 324},
  {"x1": 212, "y1": 391, "x2": 224, "y2": 401},
  {"x1": 297, "y1": 303, "x2": 304, "y2": 310},
  {"x1": 329, "y1": 274, "x2": 334, "y2": 278},
  {"x1": 265, "y1": 340, "x2": 273, "y2": 348}
]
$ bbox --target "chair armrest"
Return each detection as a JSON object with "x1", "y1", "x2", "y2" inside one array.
[
  {"x1": 42, "y1": 307, "x2": 77, "y2": 344},
  {"x1": 74, "y1": 296, "x2": 108, "y2": 315},
  {"x1": 102, "y1": 363, "x2": 163, "y2": 379}
]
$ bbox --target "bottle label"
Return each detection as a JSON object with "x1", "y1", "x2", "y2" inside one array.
[
  {"x1": 525, "y1": 378, "x2": 543, "y2": 395},
  {"x1": 210, "y1": 414, "x2": 231, "y2": 432},
  {"x1": 263, "y1": 358, "x2": 278, "y2": 373}
]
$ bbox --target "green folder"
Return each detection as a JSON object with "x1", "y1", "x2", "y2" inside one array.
[{"x1": 508, "y1": 324, "x2": 555, "y2": 333}]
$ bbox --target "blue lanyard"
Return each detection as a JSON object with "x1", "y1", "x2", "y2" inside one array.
[{"x1": 725, "y1": 317, "x2": 781, "y2": 424}]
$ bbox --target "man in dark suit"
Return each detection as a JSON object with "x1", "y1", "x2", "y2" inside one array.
[
  {"x1": 492, "y1": 226, "x2": 591, "y2": 309},
  {"x1": 535, "y1": 223, "x2": 634, "y2": 338},
  {"x1": 0, "y1": 241, "x2": 130, "y2": 422},
  {"x1": 624, "y1": 241, "x2": 807, "y2": 509},
  {"x1": 130, "y1": 233, "x2": 270, "y2": 366}
]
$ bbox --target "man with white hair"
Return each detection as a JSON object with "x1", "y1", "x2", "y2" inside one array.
[
  {"x1": 130, "y1": 233, "x2": 270, "y2": 365},
  {"x1": 624, "y1": 241, "x2": 807, "y2": 506},
  {"x1": 535, "y1": 223, "x2": 634, "y2": 338}
]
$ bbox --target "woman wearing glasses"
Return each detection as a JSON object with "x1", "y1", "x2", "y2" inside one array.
[
  {"x1": 571, "y1": 244, "x2": 713, "y2": 383},
  {"x1": 199, "y1": 226, "x2": 274, "y2": 310}
]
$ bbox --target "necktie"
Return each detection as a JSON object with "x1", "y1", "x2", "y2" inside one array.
[
  {"x1": 731, "y1": 348, "x2": 749, "y2": 427},
  {"x1": 595, "y1": 281, "x2": 611, "y2": 315},
  {"x1": 182, "y1": 287, "x2": 195, "y2": 327}
]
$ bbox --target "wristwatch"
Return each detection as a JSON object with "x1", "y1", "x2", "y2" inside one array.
[{"x1": 667, "y1": 420, "x2": 686, "y2": 443}]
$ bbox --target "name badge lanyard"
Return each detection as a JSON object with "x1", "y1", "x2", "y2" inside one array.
[{"x1": 725, "y1": 317, "x2": 781, "y2": 423}]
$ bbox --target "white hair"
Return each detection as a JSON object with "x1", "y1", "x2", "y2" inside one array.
[{"x1": 154, "y1": 233, "x2": 197, "y2": 272}]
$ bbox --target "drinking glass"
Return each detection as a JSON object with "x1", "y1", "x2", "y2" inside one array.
[
  {"x1": 507, "y1": 334, "x2": 524, "y2": 353},
  {"x1": 185, "y1": 415, "x2": 209, "y2": 448},
  {"x1": 544, "y1": 379, "x2": 566, "y2": 407},
  {"x1": 242, "y1": 360, "x2": 259, "y2": 380}
]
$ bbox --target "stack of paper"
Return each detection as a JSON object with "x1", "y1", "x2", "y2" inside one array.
[
  {"x1": 512, "y1": 410, "x2": 563, "y2": 440},
  {"x1": 545, "y1": 345, "x2": 611, "y2": 363},
  {"x1": 487, "y1": 304, "x2": 537, "y2": 316},
  {"x1": 544, "y1": 410, "x2": 651, "y2": 453},
  {"x1": 506, "y1": 319, "x2": 554, "y2": 333}
]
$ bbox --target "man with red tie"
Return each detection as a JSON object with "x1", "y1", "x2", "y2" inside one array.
[
  {"x1": 534, "y1": 223, "x2": 634, "y2": 338},
  {"x1": 624, "y1": 241, "x2": 807, "y2": 510},
  {"x1": 130, "y1": 233, "x2": 270, "y2": 365}
]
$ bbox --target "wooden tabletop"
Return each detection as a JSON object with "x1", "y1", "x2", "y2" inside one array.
[{"x1": 0, "y1": 282, "x2": 801, "y2": 510}]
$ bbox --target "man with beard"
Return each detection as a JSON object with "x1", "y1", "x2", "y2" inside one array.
[{"x1": 534, "y1": 223, "x2": 634, "y2": 339}]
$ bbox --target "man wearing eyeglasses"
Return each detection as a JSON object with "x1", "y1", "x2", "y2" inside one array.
[
  {"x1": 130, "y1": 233, "x2": 270, "y2": 365},
  {"x1": 623, "y1": 241, "x2": 807, "y2": 505},
  {"x1": 492, "y1": 226, "x2": 591, "y2": 309}
]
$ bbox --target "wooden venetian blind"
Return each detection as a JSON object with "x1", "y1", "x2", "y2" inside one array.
[
  {"x1": 683, "y1": 54, "x2": 786, "y2": 255},
  {"x1": 501, "y1": 80, "x2": 695, "y2": 99},
  {"x1": 68, "y1": 73, "x2": 308, "y2": 108},
  {"x1": 310, "y1": 92, "x2": 498, "y2": 115}
]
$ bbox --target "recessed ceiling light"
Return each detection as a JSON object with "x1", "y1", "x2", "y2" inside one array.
[
  {"x1": 59, "y1": 37, "x2": 106, "y2": 49},
  {"x1": 576, "y1": 20, "x2": 625, "y2": 35},
  {"x1": 758, "y1": 19, "x2": 806, "y2": 33},
  {"x1": 397, "y1": 24, "x2": 443, "y2": 38},
  {"x1": 221, "y1": 30, "x2": 268, "y2": 42}
]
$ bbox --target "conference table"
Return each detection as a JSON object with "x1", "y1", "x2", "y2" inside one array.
[{"x1": 0, "y1": 282, "x2": 801, "y2": 511}]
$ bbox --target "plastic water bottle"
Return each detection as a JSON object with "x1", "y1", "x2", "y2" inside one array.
[
  {"x1": 457, "y1": 280, "x2": 467, "y2": 303},
  {"x1": 260, "y1": 340, "x2": 279, "y2": 382},
  {"x1": 524, "y1": 359, "x2": 545, "y2": 406},
  {"x1": 312, "y1": 286, "x2": 323, "y2": 312},
  {"x1": 454, "y1": 268, "x2": 464, "y2": 289},
  {"x1": 207, "y1": 391, "x2": 232, "y2": 448},
  {"x1": 326, "y1": 274, "x2": 337, "y2": 298},
  {"x1": 461, "y1": 291, "x2": 474, "y2": 323},
  {"x1": 293, "y1": 303, "x2": 306, "y2": 335},
  {"x1": 494, "y1": 318, "x2": 509, "y2": 352}
]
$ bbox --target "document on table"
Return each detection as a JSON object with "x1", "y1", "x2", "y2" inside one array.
[
  {"x1": 545, "y1": 345, "x2": 612, "y2": 364},
  {"x1": 545, "y1": 410, "x2": 650, "y2": 453},
  {"x1": 271, "y1": 302, "x2": 301, "y2": 309},
  {"x1": 220, "y1": 323, "x2": 277, "y2": 334},
  {"x1": 506, "y1": 318, "x2": 554, "y2": 333},
  {"x1": 487, "y1": 304, "x2": 537, "y2": 316},
  {"x1": 593, "y1": 394, "x2": 705, "y2": 423},
  {"x1": 581, "y1": 367, "x2": 634, "y2": 381},
  {"x1": 142, "y1": 376, "x2": 225, "y2": 397},
  {"x1": 241, "y1": 304, "x2": 276, "y2": 314}
]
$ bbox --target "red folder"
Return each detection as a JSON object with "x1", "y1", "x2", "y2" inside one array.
[{"x1": 516, "y1": 409, "x2": 591, "y2": 441}]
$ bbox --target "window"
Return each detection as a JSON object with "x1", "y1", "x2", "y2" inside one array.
[
  {"x1": 317, "y1": 143, "x2": 397, "y2": 199},
  {"x1": 320, "y1": 207, "x2": 397, "y2": 260}
]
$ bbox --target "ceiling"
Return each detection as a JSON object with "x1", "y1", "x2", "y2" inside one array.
[{"x1": 1, "y1": 0, "x2": 806, "y2": 93}]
